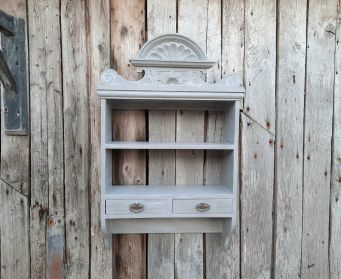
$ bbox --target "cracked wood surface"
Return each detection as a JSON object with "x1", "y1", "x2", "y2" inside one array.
[
  {"x1": 301, "y1": 0, "x2": 337, "y2": 278},
  {"x1": 274, "y1": 0, "x2": 306, "y2": 278},
  {"x1": 89, "y1": 0, "x2": 112, "y2": 278},
  {"x1": 147, "y1": 1, "x2": 176, "y2": 278},
  {"x1": 330, "y1": 1, "x2": 341, "y2": 278},
  {"x1": 110, "y1": 0, "x2": 147, "y2": 278},
  {"x1": 1, "y1": 0, "x2": 341, "y2": 278}
]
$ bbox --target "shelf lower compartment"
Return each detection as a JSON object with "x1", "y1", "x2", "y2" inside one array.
[
  {"x1": 105, "y1": 141, "x2": 235, "y2": 150},
  {"x1": 104, "y1": 185, "x2": 233, "y2": 219}
]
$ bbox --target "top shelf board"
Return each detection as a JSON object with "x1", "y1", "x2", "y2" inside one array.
[{"x1": 97, "y1": 89, "x2": 244, "y2": 101}]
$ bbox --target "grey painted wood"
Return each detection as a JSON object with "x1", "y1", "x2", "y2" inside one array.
[
  {"x1": 109, "y1": 218, "x2": 226, "y2": 234},
  {"x1": 88, "y1": 0, "x2": 112, "y2": 277},
  {"x1": 240, "y1": 114, "x2": 275, "y2": 279},
  {"x1": 27, "y1": 0, "x2": 64, "y2": 277},
  {"x1": 301, "y1": 0, "x2": 337, "y2": 278},
  {"x1": 330, "y1": 4, "x2": 341, "y2": 278},
  {"x1": 244, "y1": 0, "x2": 276, "y2": 134},
  {"x1": 105, "y1": 141, "x2": 235, "y2": 150},
  {"x1": 206, "y1": 1, "x2": 244, "y2": 278},
  {"x1": 61, "y1": 0, "x2": 89, "y2": 277},
  {"x1": 274, "y1": 0, "x2": 307, "y2": 278},
  {"x1": 0, "y1": 181, "x2": 30, "y2": 279},
  {"x1": 0, "y1": 0, "x2": 29, "y2": 196},
  {"x1": 99, "y1": 23, "x2": 243, "y2": 279}
]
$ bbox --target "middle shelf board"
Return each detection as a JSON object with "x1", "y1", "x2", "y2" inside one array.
[
  {"x1": 105, "y1": 185, "x2": 233, "y2": 199},
  {"x1": 105, "y1": 141, "x2": 235, "y2": 150}
]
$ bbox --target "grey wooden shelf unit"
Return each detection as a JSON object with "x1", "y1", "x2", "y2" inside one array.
[{"x1": 97, "y1": 34, "x2": 244, "y2": 244}]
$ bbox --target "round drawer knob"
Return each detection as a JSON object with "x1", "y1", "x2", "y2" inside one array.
[
  {"x1": 129, "y1": 203, "x2": 144, "y2": 213},
  {"x1": 195, "y1": 202, "x2": 210, "y2": 212}
]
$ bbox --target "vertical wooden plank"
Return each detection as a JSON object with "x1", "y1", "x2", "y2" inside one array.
[
  {"x1": 0, "y1": 182, "x2": 30, "y2": 278},
  {"x1": 205, "y1": 1, "x2": 244, "y2": 278},
  {"x1": 28, "y1": 0, "x2": 64, "y2": 278},
  {"x1": 175, "y1": 111, "x2": 205, "y2": 279},
  {"x1": 147, "y1": 0, "x2": 176, "y2": 37},
  {"x1": 147, "y1": 1, "x2": 176, "y2": 278},
  {"x1": 330, "y1": 2, "x2": 341, "y2": 278},
  {"x1": 274, "y1": 1, "x2": 307, "y2": 278},
  {"x1": 61, "y1": 0, "x2": 89, "y2": 277},
  {"x1": 0, "y1": 0, "x2": 29, "y2": 196},
  {"x1": 88, "y1": 0, "x2": 112, "y2": 278},
  {"x1": 302, "y1": 0, "x2": 337, "y2": 278},
  {"x1": 240, "y1": 114, "x2": 275, "y2": 279},
  {"x1": 110, "y1": 1, "x2": 147, "y2": 278},
  {"x1": 241, "y1": 1, "x2": 276, "y2": 277},
  {"x1": 175, "y1": 1, "x2": 218, "y2": 277},
  {"x1": 244, "y1": 0, "x2": 276, "y2": 133}
]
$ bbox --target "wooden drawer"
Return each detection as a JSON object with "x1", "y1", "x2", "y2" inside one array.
[
  {"x1": 173, "y1": 198, "x2": 233, "y2": 215},
  {"x1": 106, "y1": 199, "x2": 169, "y2": 215}
]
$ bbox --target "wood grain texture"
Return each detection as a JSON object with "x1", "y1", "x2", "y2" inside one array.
[
  {"x1": 301, "y1": 0, "x2": 337, "y2": 278},
  {"x1": 330, "y1": 2, "x2": 341, "y2": 278},
  {"x1": 176, "y1": 1, "x2": 215, "y2": 277},
  {"x1": 205, "y1": 1, "x2": 244, "y2": 278},
  {"x1": 28, "y1": 0, "x2": 64, "y2": 277},
  {"x1": 240, "y1": 114, "x2": 274, "y2": 279},
  {"x1": 274, "y1": 1, "x2": 307, "y2": 278},
  {"x1": 110, "y1": 0, "x2": 147, "y2": 278},
  {"x1": 147, "y1": 1, "x2": 176, "y2": 277},
  {"x1": 0, "y1": 0, "x2": 29, "y2": 196},
  {"x1": 175, "y1": 111, "x2": 205, "y2": 278},
  {"x1": 241, "y1": 1, "x2": 276, "y2": 277},
  {"x1": 244, "y1": 0, "x2": 276, "y2": 134},
  {"x1": 0, "y1": 181, "x2": 30, "y2": 279},
  {"x1": 88, "y1": 0, "x2": 112, "y2": 278},
  {"x1": 61, "y1": 0, "x2": 90, "y2": 277},
  {"x1": 147, "y1": 0, "x2": 176, "y2": 38}
]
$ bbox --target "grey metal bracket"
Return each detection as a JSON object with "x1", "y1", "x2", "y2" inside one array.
[{"x1": 0, "y1": 10, "x2": 28, "y2": 135}]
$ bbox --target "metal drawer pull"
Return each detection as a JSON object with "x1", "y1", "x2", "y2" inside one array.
[
  {"x1": 129, "y1": 203, "x2": 144, "y2": 213},
  {"x1": 195, "y1": 202, "x2": 210, "y2": 212}
]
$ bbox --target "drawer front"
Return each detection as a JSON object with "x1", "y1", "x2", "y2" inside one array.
[
  {"x1": 173, "y1": 199, "x2": 233, "y2": 214},
  {"x1": 106, "y1": 199, "x2": 168, "y2": 215}
]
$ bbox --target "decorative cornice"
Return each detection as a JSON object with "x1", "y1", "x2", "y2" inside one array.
[
  {"x1": 99, "y1": 69, "x2": 242, "y2": 89},
  {"x1": 130, "y1": 33, "x2": 216, "y2": 69},
  {"x1": 98, "y1": 34, "x2": 244, "y2": 91}
]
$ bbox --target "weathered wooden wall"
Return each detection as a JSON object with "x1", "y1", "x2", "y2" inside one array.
[{"x1": 0, "y1": 0, "x2": 340, "y2": 278}]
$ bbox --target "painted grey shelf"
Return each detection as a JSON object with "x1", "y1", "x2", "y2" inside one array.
[
  {"x1": 97, "y1": 34, "x2": 244, "y2": 244},
  {"x1": 105, "y1": 141, "x2": 235, "y2": 150}
]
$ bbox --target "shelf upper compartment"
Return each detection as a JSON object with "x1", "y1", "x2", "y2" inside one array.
[{"x1": 105, "y1": 141, "x2": 235, "y2": 150}]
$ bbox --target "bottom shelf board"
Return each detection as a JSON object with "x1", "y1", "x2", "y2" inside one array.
[
  {"x1": 105, "y1": 185, "x2": 233, "y2": 199},
  {"x1": 106, "y1": 218, "x2": 231, "y2": 234}
]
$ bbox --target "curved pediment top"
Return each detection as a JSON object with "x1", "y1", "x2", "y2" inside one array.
[
  {"x1": 130, "y1": 34, "x2": 215, "y2": 70},
  {"x1": 98, "y1": 34, "x2": 244, "y2": 91}
]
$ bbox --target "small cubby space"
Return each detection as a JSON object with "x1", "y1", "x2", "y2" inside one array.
[{"x1": 107, "y1": 100, "x2": 238, "y2": 147}]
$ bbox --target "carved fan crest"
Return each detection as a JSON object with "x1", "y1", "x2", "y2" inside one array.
[{"x1": 146, "y1": 42, "x2": 198, "y2": 61}]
